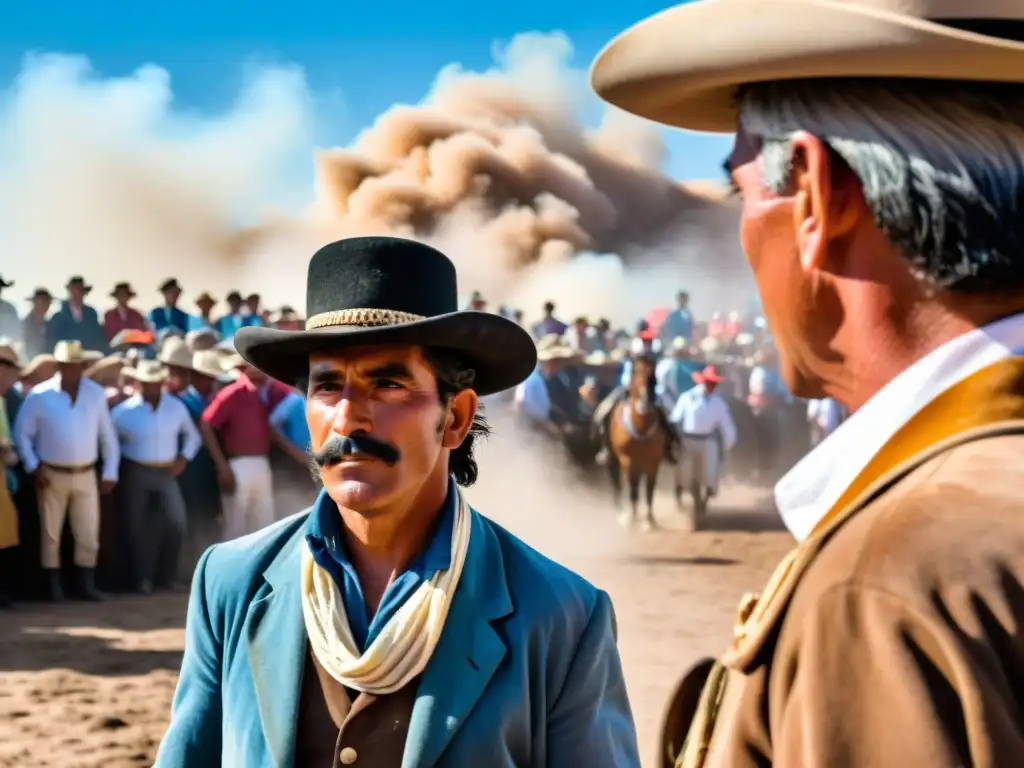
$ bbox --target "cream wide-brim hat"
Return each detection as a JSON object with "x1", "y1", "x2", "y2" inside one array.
[{"x1": 590, "y1": 0, "x2": 1024, "y2": 133}]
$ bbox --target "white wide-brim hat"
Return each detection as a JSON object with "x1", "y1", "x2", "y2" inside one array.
[{"x1": 591, "y1": 0, "x2": 1024, "y2": 132}]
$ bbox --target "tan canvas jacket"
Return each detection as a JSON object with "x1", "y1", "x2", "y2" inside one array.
[{"x1": 666, "y1": 357, "x2": 1024, "y2": 768}]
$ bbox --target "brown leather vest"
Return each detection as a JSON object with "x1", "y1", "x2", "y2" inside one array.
[{"x1": 295, "y1": 647, "x2": 418, "y2": 768}]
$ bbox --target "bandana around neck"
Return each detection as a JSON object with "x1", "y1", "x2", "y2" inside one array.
[{"x1": 300, "y1": 486, "x2": 472, "y2": 695}]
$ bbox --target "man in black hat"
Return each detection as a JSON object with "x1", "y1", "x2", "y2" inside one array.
[
  {"x1": 0, "y1": 275, "x2": 18, "y2": 344},
  {"x1": 158, "y1": 236, "x2": 639, "y2": 767},
  {"x1": 47, "y1": 276, "x2": 108, "y2": 354},
  {"x1": 150, "y1": 278, "x2": 191, "y2": 334}
]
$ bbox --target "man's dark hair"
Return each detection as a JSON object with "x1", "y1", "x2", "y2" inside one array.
[{"x1": 422, "y1": 347, "x2": 491, "y2": 487}]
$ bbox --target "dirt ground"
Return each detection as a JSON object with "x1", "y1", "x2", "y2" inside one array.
[{"x1": 0, "y1": 418, "x2": 794, "y2": 767}]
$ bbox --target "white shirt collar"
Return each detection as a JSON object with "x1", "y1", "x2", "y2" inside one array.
[{"x1": 776, "y1": 312, "x2": 1024, "y2": 541}]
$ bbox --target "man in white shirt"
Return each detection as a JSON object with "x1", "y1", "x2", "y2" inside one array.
[
  {"x1": 13, "y1": 340, "x2": 120, "y2": 601},
  {"x1": 594, "y1": 5, "x2": 1024, "y2": 763},
  {"x1": 112, "y1": 360, "x2": 201, "y2": 594},
  {"x1": 669, "y1": 365, "x2": 737, "y2": 502}
]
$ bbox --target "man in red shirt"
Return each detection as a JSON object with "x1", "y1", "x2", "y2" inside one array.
[
  {"x1": 103, "y1": 283, "x2": 148, "y2": 341},
  {"x1": 199, "y1": 357, "x2": 290, "y2": 539}
]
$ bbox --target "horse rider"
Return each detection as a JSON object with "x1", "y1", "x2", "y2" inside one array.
[
  {"x1": 668, "y1": 365, "x2": 737, "y2": 501},
  {"x1": 157, "y1": 236, "x2": 641, "y2": 766},
  {"x1": 593, "y1": 349, "x2": 678, "y2": 463},
  {"x1": 595, "y1": 1, "x2": 1024, "y2": 765}
]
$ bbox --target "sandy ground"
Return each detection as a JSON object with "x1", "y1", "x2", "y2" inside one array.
[{"x1": 0, "y1": 417, "x2": 794, "y2": 767}]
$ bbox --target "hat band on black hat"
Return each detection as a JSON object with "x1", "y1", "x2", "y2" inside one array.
[{"x1": 305, "y1": 308, "x2": 427, "y2": 332}]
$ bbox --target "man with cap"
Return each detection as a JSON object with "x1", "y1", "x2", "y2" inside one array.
[
  {"x1": 594, "y1": 2, "x2": 1024, "y2": 765},
  {"x1": 21, "y1": 288, "x2": 53, "y2": 360},
  {"x1": 103, "y1": 282, "x2": 147, "y2": 341},
  {"x1": 111, "y1": 359, "x2": 201, "y2": 593},
  {"x1": 150, "y1": 279, "x2": 191, "y2": 334},
  {"x1": 13, "y1": 340, "x2": 119, "y2": 601},
  {"x1": 0, "y1": 276, "x2": 20, "y2": 343},
  {"x1": 157, "y1": 236, "x2": 639, "y2": 767},
  {"x1": 47, "y1": 276, "x2": 107, "y2": 355}
]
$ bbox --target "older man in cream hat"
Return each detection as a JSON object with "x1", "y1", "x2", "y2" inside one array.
[{"x1": 594, "y1": 3, "x2": 1024, "y2": 767}]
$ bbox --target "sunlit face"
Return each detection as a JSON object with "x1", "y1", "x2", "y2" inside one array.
[
  {"x1": 725, "y1": 127, "x2": 826, "y2": 397},
  {"x1": 306, "y1": 345, "x2": 476, "y2": 515}
]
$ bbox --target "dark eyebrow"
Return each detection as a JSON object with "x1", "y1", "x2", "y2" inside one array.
[
  {"x1": 309, "y1": 367, "x2": 342, "y2": 386},
  {"x1": 365, "y1": 362, "x2": 414, "y2": 380}
]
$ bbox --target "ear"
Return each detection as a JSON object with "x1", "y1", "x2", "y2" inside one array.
[
  {"x1": 441, "y1": 388, "x2": 478, "y2": 449},
  {"x1": 788, "y1": 131, "x2": 837, "y2": 274}
]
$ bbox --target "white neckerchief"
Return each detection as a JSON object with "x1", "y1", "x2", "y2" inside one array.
[
  {"x1": 776, "y1": 312, "x2": 1024, "y2": 541},
  {"x1": 301, "y1": 487, "x2": 472, "y2": 694}
]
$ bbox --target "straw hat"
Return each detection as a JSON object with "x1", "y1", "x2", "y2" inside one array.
[
  {"x1": 20, "y1": 354, "x2": 55, "y2": 379},
  {"x1": 159, "y1": 337, "x2": 194, "y2": 370},
  {"x1": 582, "y1": 349, "x2": 618, "y2": 367},
  {"x1": 0, "y1": 339, "x2": 19, "y2": 369},
  {"x1": 124, "y1": 359, "x2": 169, "y2": 384},
  {"x1": 591, "y1": 1, "x2": 1024, "y2": 133},
  {"x1": 191, "y1": 350, "x2": 233, "y2": 382},
  {"x1": 53, "y1": 340, "x2": 102, "y2": 364}
]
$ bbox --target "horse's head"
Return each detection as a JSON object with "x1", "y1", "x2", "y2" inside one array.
[{"x1": 628, "y1": 356, "x2": 657, "y2": 412}]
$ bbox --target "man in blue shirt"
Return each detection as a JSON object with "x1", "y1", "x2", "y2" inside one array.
[
  {"x1": 659, "y1": 291, "x2": 694, "y2": 347},
  {"x1": 157, "y1": 237, "x2": 639, "y2": 768},
  {"x1": 149, "y1": 278, "x2": 192, "y2": 334}
]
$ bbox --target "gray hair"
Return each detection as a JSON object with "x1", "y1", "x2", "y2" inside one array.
[{"x1": 738, "y1": 78, "x2": 1024, "y2": 292}]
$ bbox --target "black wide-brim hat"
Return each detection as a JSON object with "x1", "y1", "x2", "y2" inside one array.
[{"x1": 234, "y1": 236, "x2": 538, "y2": 396}]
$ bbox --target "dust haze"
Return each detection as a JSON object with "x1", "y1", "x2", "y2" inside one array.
[{"x1": 0, "y1": 33, "x2": 749, "y2": 554}]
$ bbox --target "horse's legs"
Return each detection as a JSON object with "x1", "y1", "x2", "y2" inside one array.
[
  {"x1": 628, "y1": 471, "x2": 641, "y2": 522},
  {"x1": 644, "y1": 471, "x2": 658, "y2": 528},
  {"x1": 606, "y1": 453, "x2": 622, "y2": 508}
]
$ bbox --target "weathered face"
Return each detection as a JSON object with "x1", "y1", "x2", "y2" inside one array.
[
  {"x1": 306, "y1": 345, "x2": 476, "y2": 514},
  {"x1": 724, "y1": 126, "x2": 844, "y2": 397}
]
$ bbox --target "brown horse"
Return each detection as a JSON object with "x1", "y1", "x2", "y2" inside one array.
[{"x1": 607, "y1": 362, "x2": 669, "y2": 530}]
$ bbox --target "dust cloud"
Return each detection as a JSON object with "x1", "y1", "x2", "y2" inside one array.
[
  {"x1": 0, "y1": 34, "x2": 750, "y2": 560},
  {"x1": 0, "y1": 33, "x2": 749, "y2": 326}
]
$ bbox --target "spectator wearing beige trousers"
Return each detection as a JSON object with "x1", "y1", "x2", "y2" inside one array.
[{"x1": 13, "y1": 340, "x2": 119, "y2": 601}]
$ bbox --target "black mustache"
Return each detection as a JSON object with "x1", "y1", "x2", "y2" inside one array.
[{"x1": 311, "y1": 433, "x2": 401, "y2": 467}]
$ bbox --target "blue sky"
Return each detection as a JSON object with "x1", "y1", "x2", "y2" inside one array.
[{"x1": 0, "y1": 0, "x2": 733, "y2": 181}]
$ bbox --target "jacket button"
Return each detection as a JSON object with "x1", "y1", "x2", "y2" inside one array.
[{"x1": 339, "y1": 747, "x2": 358, "y2": 764}]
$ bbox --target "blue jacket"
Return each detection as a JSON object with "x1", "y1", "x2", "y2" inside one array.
[
  {"x1": 149, "y1": 305, "x2": 192, "y2": 334},
  {"x1": 156, "y1": 507, "x2": 640, "y2": 768},
  {"x1": 46, "y1": 302, "x2": 108, "y2": 354}
]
